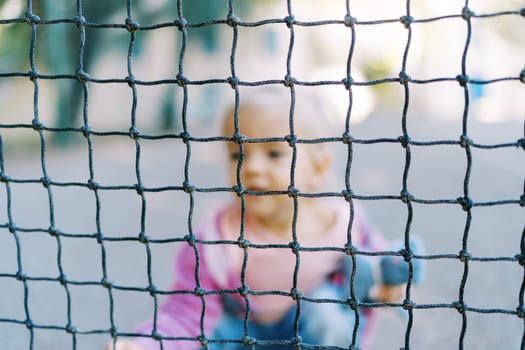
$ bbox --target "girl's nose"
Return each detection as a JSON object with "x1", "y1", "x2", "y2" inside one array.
[{"x1": 242, "y1": 153, "x2": 264, "y2": 178}]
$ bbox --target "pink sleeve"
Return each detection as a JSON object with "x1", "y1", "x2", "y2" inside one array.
[{"x1": 134, "y1": 240, "x2": 225, "y2": 350}]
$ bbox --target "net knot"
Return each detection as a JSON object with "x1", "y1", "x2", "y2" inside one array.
[
  {"x1": 101, "y1": 278, "x2": 113, "y2": 289},
  {"x1": 110, "y1": 326, "x2": 119, "y2": 338},
  {"x1": 519, "y1": 193, "x2": 525, "y2": 207},
  {"x1": 179, "y1": 131, "x2": 191, "y2": 144},
  {"x1": 233, "y1": 184, "x2": 246, "y2": 196},
  {"x1": 237, "y1": 238, "x2": 250, "y2": 249},
  {"x1": 456, "y1": 74, "x2": 469, "y2": 87},
  {"x1": 287, "y1": 185, "x2": 299, "y2": 198},
  {"x1": 290, "y1": 288, "x2": 303, "y2": 300},
  {"x1": 40, "y1": 176, "x2": 51, "y2": 188},
  {"x1": 8, "y1": 223, "x2": 17, "y2": 234},
  {"x1": 125, "y1": 17, "x2": 140, "y2": 32},
  {"x1": 398, "y1": 135, "x2": 411, "y2": 148},
  {"x1": 87, "y1": 179, "x2": 99, "y2": 191},
  {"x1": 342, "y1": 189, "x2": 354, "y2": 202},
  {"x1": 400, "y1": 247, "x2": 414, "y2": 261},
  {"x1": 0, "y1": 173, "x2": 10, "y2": 183},
  {"x1": 185, "y1": 234, "x2": 197, "y2": 247},
  {"x1": 25, "y1": 318, "x2": 33, "y2": 330},
  {"x1": 135, "y1": 182, "x2": 145, "y2": 194},
  {"x1": 66, "y1": 324, "x2": 78, "y2": 334},
  {"x1": 461, "y1": 7, "x2": 475, "y2": 21},
  {"x1": 227, "y1": 76, "x2": 239, "y2": 88},
  {"x1": 75, "y1": 68, "x2": 90, "y2": 82},
  {"x1": 517, "y1": 306, "x2": 525, "y2": 318},
  {"x1": 198, "y1": 335, "x2": 209, "y2": 346},
  {"x1": 285, "y1": 134, "x2": 297, "y2": 147},
  {"x1": 347, "y1": 298, "x2": 359, "y2": 310},
  {"x1": 520, "y1": 68, "x2": 525, "y2": 83},
  {"x1": 402, "y1": 299, "x2": 415, "y2": 310},
  {"x1": 238, "y1": 285, "x2": 249, "y2": 297},
  {"x1": 138, "y1": 232, "x2": 150, "y2": 244},
  {"x1": 28, "y1": 69, "x2": 39, "y2": 81},
  {"x1": 80, "y1": 125, "x2": 91, "y2": 138},
  {"x1": 125, "y1": 74, "x2": 136, "y2": 87},
  {"x1": 183, "y1": 181, "x2": 195, "y2": 193},
  {"x1": 458, "y1": 250, "x2": 471, "y2": 262},
  {"x1": 288, "y1": 241, "x2": 301, "y2": 254},
  {"x1": 457, "y1": 196, "x2": 473, "y2": 211},
  {"x1": 520, "y1": 8, "x2": 525, "y2": 17},
  {"x1": 16, "y1": 271, "x2": 27, "y2": 282},
  {"x1": 152, "y1": 331, "x2": 163, "y2": 340},
  {"x1": 344, "y1": 243, "x2": 358, "y2": 255},
  {"x1": 242, "y1": 336, "x2": 256, "y2": 346},
  {"x1": 25, "y1": 12, "x2": 40, "y2": 24},
  {"x1": 129, "y1": 126, "x2": 142, "y2": 140},
  {"x1": 344, "y1": 14, "x2": 357, "y2": 27},
  {"x1": 48, "y1": 226, "x2": 61, "y2": 238},
  {"x1": 342, "y1": 132, "x2": 354, "y2": 145},
  {"x1": 291, "y1": 336, "x2": 303, "y2": 350},
  {"x1": 227, "y1": 14, "x2": 240, "y2": 27},
  {"x1": 284, "y1": 74, "x2": 297, "y2": 87},
  {"x1": 515, "y1": 254, "x2": 525, "y2": 266},
  {"x1": 453, "y1": 301, "x2": 466, "y2": 313},
  {"x1": 32, "y1": 118, "x2": 44, "y2": 131},
  {"x1": 284, "y1": 15, "x2": 295, "y2": 27},
  {"x1": 517, "y1": 138, "x2": 525, "y2": 150},
  {"x1": 58, "y1": 273, "x2": 68, "y2": 286},
  {"x1": 74, "y1": 15, "x2": 86, "y2": 28},
  {"x1": 398, "y1": 71, "x2": 411, "y2": 85},
  {"x1": 176, "y1": 73, "x2": 189, "y2": 87},
  {"x1": 400, "y1": 190, "x2": 414, "y2": 203},
  {"x1": 95, "y1": 232, "x2": 104, "y2": 244},
  {"x1": 460, "y1": 135, "x2": 473, "y2": 148},
  {"x1": 399, "y1": 15, "x2": 413, "y2": 29},
  {"x1": 147, "y1": 284, "x2": 158, "y2": 296},
  {"x1": 342, "y1": 77, "x2": 354, "y2": 90},
  {"x1": 193, "y1": 287, "x2": 206, "y2": 296},
  {"x1": 232, "y1": 132, "x2": 246, "y2": 144},
  {"x1": 175, "y1": 18, "x2": 187, "y2": 31}
]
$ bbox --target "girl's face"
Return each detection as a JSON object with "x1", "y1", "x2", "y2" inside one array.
[{"x1": 223, "y1": 105, "x2": 330, "y2": 224}]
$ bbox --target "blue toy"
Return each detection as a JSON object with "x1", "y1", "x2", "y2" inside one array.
[{"x1": 380, "y1": 236, "x2": 425, "y2": 286}]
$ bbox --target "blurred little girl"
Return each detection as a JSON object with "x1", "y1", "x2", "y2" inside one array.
[{"x1": 106, "y1": 89, "x2": 423, "y2": 350}]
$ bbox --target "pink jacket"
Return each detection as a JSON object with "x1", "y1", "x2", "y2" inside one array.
[{"x1": 136, "y1": 199, "x2": 385, "y2": 350}]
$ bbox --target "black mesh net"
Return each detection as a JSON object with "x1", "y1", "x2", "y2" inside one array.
[{"x1": 0, "y1": 1, "x2": 524, "y2": 349}]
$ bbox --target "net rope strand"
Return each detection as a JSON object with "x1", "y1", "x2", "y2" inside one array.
[
  {"x1": 225, "y1": 1, "x2": 252, "y2": 349},
  {"x1": 398, "y1": 1, "x2": 415, "y2": 348},
  {"x1": 0, "y1": 0, "x2": 524, "y2": 349},
  {"x1": 457, "y1": 2, "x2": 474, "y2": 349},
  {"x1": 341, "y1": 2, "x2": 361, "y2": 348}
]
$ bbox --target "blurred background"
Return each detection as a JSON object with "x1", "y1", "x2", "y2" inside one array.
[{"x1": 0, "y1": 0, "x2": 524, "y2": 349}]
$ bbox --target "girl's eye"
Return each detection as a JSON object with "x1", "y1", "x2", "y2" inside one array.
[
  {"x1": 268, "y1": 150, "x2": 283, "y2": 159},
  {"x1": 229, "y1": 152, "x2": 240, "y2": 161}
]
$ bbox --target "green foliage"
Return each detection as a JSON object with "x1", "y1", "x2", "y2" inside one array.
[
  {"x1": 0, "y1": 0, "x2": 257, "y2": 135},
  {"x1": 0, "y1": 23, "x2": 31, "y2": 71}
]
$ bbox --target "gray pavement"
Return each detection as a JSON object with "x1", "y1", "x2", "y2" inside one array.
[{"x1": 0, "y1": 116, "x2": 523, "y2": 349}]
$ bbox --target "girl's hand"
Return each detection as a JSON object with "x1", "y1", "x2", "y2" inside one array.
[
  {"x1": 104, "y1": 340, "x2": 145, "y2": 350},
  {"x1": 376, "y1": 284, "x2": 405, "y2": 303}
]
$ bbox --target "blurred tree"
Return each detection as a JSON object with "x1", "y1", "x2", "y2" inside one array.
[{"x1": 0, "y1": 0, "x2": 253, "y2": 143}]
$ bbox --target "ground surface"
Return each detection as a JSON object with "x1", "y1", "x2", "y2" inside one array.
[{"x1": 0, "y1": 116, "x2": 523, "y2": 349}]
